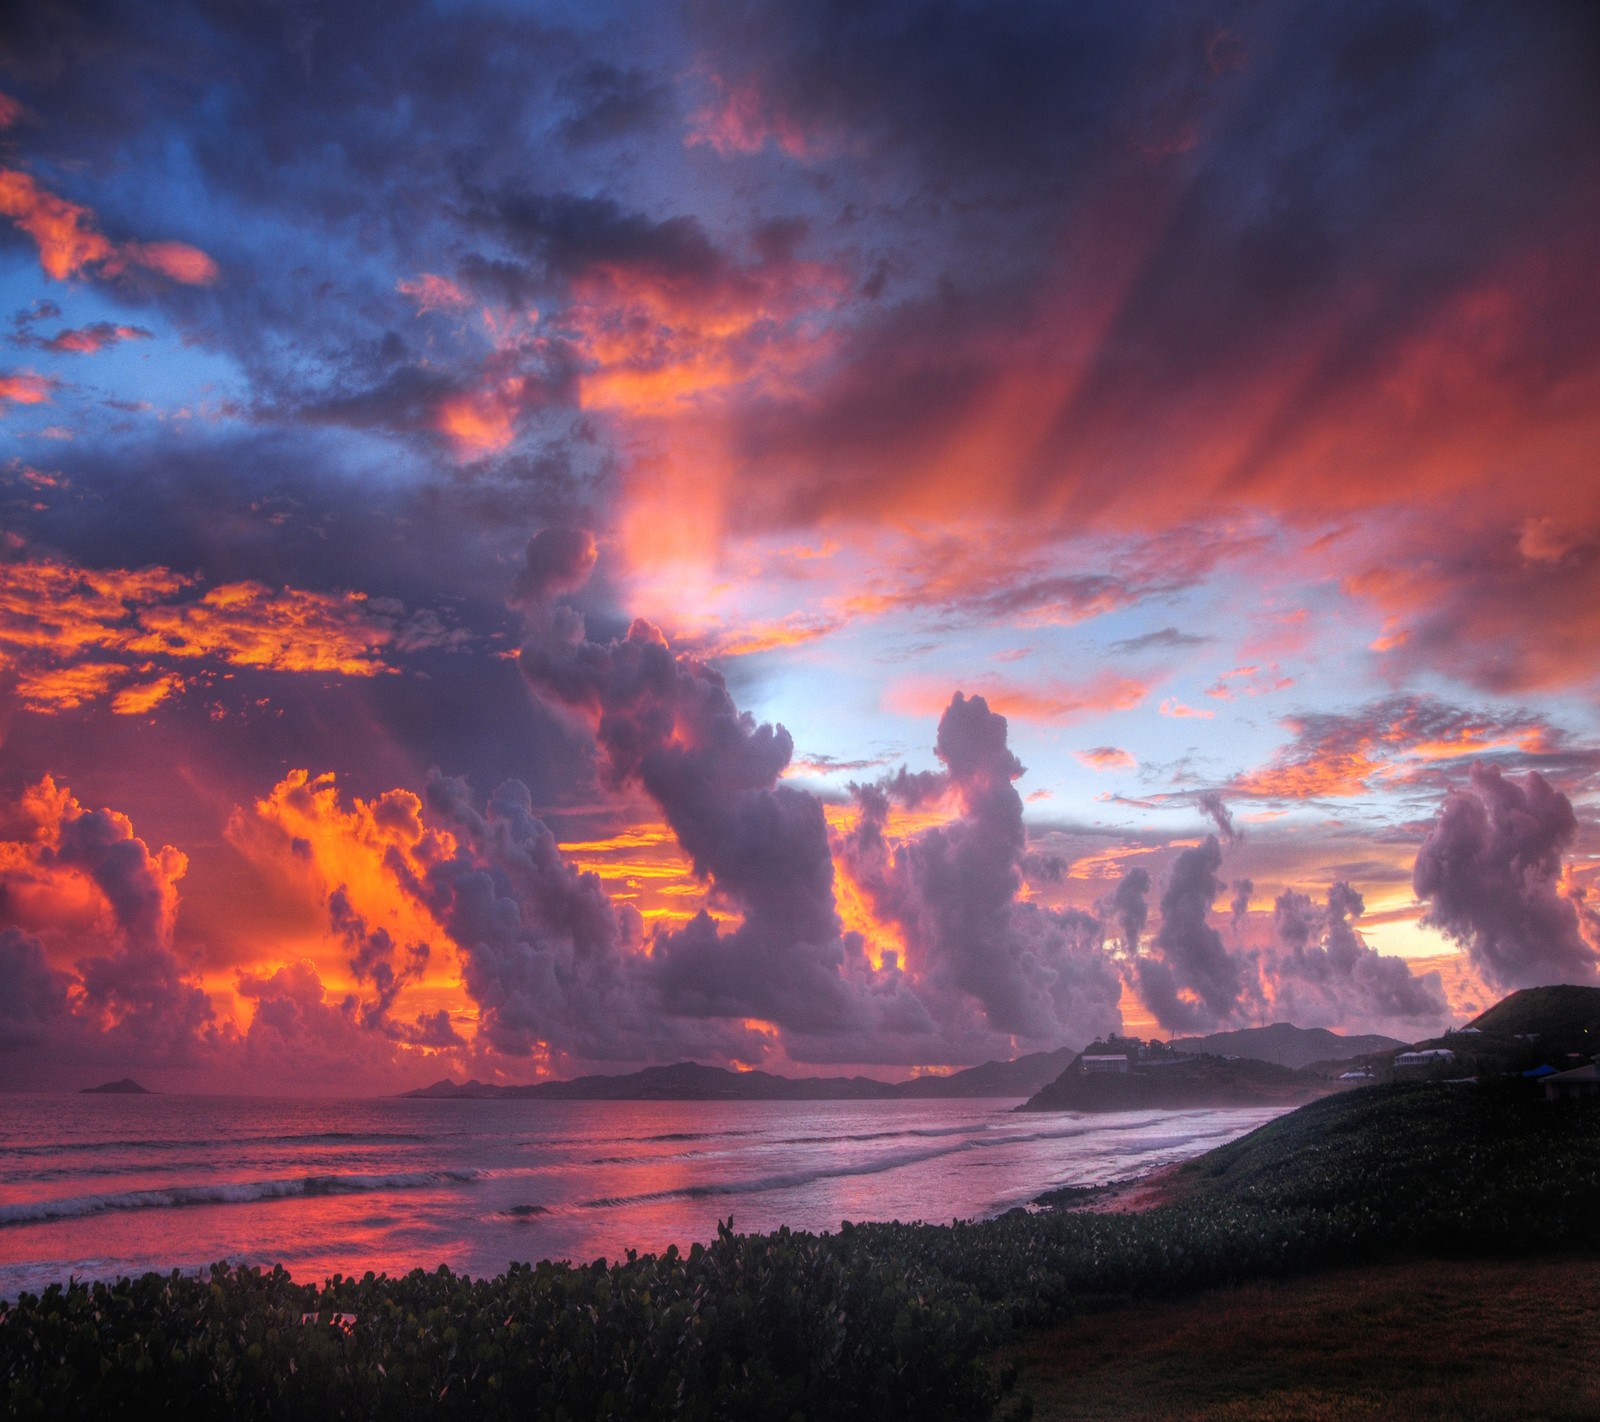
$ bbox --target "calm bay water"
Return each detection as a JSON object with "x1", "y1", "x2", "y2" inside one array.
[{"x1": 0, "y1": 1095, "x2": 1285, "y2": 1299}]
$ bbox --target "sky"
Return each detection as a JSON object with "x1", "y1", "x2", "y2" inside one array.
[{"x1": 0, "y1": 0, "x2": 1597, "y2": 1093}]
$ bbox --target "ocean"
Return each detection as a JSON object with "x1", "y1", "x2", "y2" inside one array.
[{"x1": 0, "y1": 1094, "x2": 1286, "y2": 1299}]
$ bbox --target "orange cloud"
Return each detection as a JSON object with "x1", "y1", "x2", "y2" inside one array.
[
  {"x1": 1234, "y1": 697, "x2": 1565, "y2": 801},
  {"x1": 118, "y1": 240, "x2": 218, "y2": 285},
  {"x1": 559, "y1": 821, "x2": 707, "y2": 926},
  {"x1": 889, "y1": 673, "x2": 1148, "y2": 724},
  {"x1": 685, "y1": 73, "x2": 826, "y2": 159},
  {"x1": 40, "y1": 323, "x2": 151, "y2": 354},
  {"x1": 12, "y1": 662, "x2": 125, "y2": 712},
  {"x1": 109, "y1": 673, "x2": 183, "y2": 716},
  {"x1": 570, "y1": 250, "x2": 847, "y2": 415},
  {"x1": 1159, "y1": 697, "x2": 1214, "y2": 719},
  {"x1": 0, "y1": 556, "x2": 399, "y2": 715},
  {"x1": 0, "y1": 170, "x2": 115, "y2": 280},
  {"x1": 398, "y1": 272, "x2": 470, "y2": 312},
  {"x1": 694, "y1": 612, "x2": 844, "y2": 658},
  {"x1": 0, "y1": 776, "x2": 190, "y2": 1009},
  {"x1": 226, "y1": 770, "x2": 463, "y2": 1012},
  {"x1": 123, "y1": 581, "x2": 395, "y2": 675},
  {"x1": 435, "y1": 384, "x2": 520, "y2": 453},
  {"x1": 0, "y1": 372, "x2": 56, "y2": 406},
  {"x1": 0, "y1": 168, "x2": 216, "y2": 284}
]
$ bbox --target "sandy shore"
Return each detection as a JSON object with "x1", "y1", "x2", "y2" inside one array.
[{"x1": 1037, "y1": 1161, "x2": 1189, "y2": 1214}]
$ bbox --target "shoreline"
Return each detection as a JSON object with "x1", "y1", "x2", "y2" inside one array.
[{"x1": 1033, "y1": 1160, "x2": 1190, "y2": 1215}]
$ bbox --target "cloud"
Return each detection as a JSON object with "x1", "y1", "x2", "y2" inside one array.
[
  {"x1": 0, "y1": 371, "x2": 56, "y2": 406},
  {"x1": 1413, "y1": 763, "x2": 1598, "y2": 989},
  {"x1": 839, "y1": 691, "x2": 1123, "y2": 1048},
  {"x1": 1109, "y1": 627, "x2": 1210, "y2": 655},
  {"x1": 1355, "y1": 520, "x2": 1600, "y2": 693},
  {"x1": 0, "y1": 928, "x2": 71, "y2": 1051},
  {"x1": 397, "y1": 273, "x2": 470, "y2": 313},
  {"x1": 1132, "y1": 836, "x2": 1257, "y2": 1034},
  {"x1": 0, "y1": 777, "x2": 215, "y2": 1079},
  {"x1": 1269, "y1": 881, "x2": 1446, "y2": 1028},
  {"x1": 418, "y1": 773, "x2": 678, "y2": 1063},
  {"x1": 28, "y1": 322, "x2": 152, "y2": 354},
  {"x1": 1194, "y1": 790, "x2": 1238, "y2": 845},
  {"x1": 1107, "y1": 866, "x2": 1150, "y2": 955},
  {"x1": 889, "y1": 672, "x2": 1148, "y2": 725},
  {"x1": 1159, "y1": 698, "x2": 1213, "y2": 720},
  {"x1": 1076, "y1": 746, "x2": 1135, "y2": 772},
  {"x1": 0, "y1": 555, "x2": 406, "y2": 714},
  {"x1": 0, "y1": 169, "x2": 216, "y2": 284},
  {"x1": 1235, "y1": 696, "x2": 1582, "y2": 801}
]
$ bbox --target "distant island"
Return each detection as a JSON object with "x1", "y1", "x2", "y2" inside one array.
[
  {"x1": 79, "y1": 1078, "x2": 155, "y2": 1095},
  {"x1": 403, "y1": 1046, "x2": 1079, "y2": 1102}
]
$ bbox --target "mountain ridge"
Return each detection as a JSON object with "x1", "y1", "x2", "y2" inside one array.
[{"x1": 403, "y1": 1046, "x2": 1080, "y2": 1102}]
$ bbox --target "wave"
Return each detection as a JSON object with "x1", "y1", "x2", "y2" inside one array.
[
  {"x1": 580, "y1": 1125, "x2": 1110, "y2": 1210},
  {"x1": 0, "y1": 1169, "x2": 481, "y2": 1228},
  {"x1": 773, "y1": 1123, "x2": 981, "y2": 1147},
  {"x1": 6, "y1": 1130, "x2": 430, "y2": 1159}
]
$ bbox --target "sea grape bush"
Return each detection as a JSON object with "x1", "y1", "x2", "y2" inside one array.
[{"x1": 3, "y1": 1083, "x2": 1596, "y2": 1421}]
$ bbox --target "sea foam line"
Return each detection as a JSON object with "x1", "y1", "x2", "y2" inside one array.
[{"x1": 0, "y1": 1169, "x2": 481, "y2": 1227}]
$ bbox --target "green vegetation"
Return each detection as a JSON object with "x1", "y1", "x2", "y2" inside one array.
[{"x1": 4, "y1": 1083, "x2": 1598, "y2": 1420}]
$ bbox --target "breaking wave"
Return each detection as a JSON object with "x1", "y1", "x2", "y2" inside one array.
[{"x1": 0, "y1": 1169, "x2": 481, "y2": 1227}]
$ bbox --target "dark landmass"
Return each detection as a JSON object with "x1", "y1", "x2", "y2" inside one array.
[
  {"x1": 8, "y1": 1075, "x2": 1597, "y2": 1421},
  {"x1": 1009, "y1": 1256, "x2": 1600, "y2": 1421},
  {"x1": 891, "y1": 1046, "x2": 1078, "y2": 1098},
  {"x1": 1466, "y1": 983, "x2": 1600, "y2": 1044},
  {"x1": 78, "y1": 1078, "x2": 154, "y2": 1095},
  {"x1": 1170, "y1": 1022, "x2": 1407, "y2": 1069},
  {"x1": 404, "y1": 1046, "x2": 1079, "y2": 1102},
  {"x1": 1018, "y1": 1044, "x2": 1331, "y2": 1112},
  {"x1": 1321, "y1": 984, "x2": 1600, "y2": 1083}
]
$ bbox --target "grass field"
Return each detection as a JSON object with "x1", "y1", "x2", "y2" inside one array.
[{"x1": 1008, "y1": 1255, "x2": 1600, "y2": 1421}]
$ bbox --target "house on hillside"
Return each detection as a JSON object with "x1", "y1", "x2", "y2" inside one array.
[
  {"x1": 1081, "y1": 1055, "x2": 1130, "y2": 1074},
  {"x1": 1394, "y1": 1048, "x2": 1456, "y2": 1076},
  {"x1": 1543, "y1": 1064, "x2": 1600, "y2": 1101}
]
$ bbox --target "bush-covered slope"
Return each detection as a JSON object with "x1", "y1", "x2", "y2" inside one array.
[
  {"x1": 1467, "y1": 985, "x2": 1600, "y2": 1047},
  {"x1": 4, "y1": 1083, "x2": 1596, "y2": 1421},
  {"x1": 1019, "y1": 1052, "x2": 1328, "y2": 1112}
]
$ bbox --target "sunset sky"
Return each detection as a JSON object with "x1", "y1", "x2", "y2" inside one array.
[{"x1": 1, "y1": 0, "x2": 1597, "y2": 1093}]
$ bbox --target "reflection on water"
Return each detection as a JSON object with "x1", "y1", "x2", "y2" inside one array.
[{"x1": 0, "y1": 1094, "x2": 1286, "y2": 1298}]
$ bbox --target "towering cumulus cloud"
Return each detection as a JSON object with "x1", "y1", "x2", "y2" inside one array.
[
  {"x1": 1269, "y1": 882, "x2": 1445, "y2": 1028},
  {"x1": 1133, "y1": 837, "x2": 1254, "y2": 1034},
  {"x1": 517, "y1": 530, "x2": 1119, "y2": 1062},
  {"x1": 0, "y1": 778, "x2": 214, "y2": 1085},
  {"x1": 1413, "y1": 764, "x2": 1598, "y2": 989},
  {"x1": 418, "y1": 773, "x2": 671, "y2": 1063},
  {"x1": 840, "y1": 693, "x2": 1123, "y2": 1051},
  {"x1": 518, "y1": 529, "x2": 893, "y2": 1057}
]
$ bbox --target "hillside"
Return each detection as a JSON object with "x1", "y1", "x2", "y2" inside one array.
[
  {"x1": 1171, "y1": 1023, "x2": 1407, "y2": 1069},
  {"x1": 79, "y1": 1078, "x2": 154, "y2": 1095},
  {"x1": 893, "y1": 1046, "x2": 1078, "y2": 1098},
  {"x1": 1467, "y1": 984, "x2": 1600, "y2": 1047},
  {"x1": 404, "y1": 1046, "x2": 1082, "y2": 1102},
  {"x1": 1019, "y1": 1050, "x2": 1329, "y2": 1112}
]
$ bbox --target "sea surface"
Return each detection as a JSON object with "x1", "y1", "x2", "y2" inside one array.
[{"x1": 0, "y1": 1095, "x2": 1287, "y2": 1299}]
